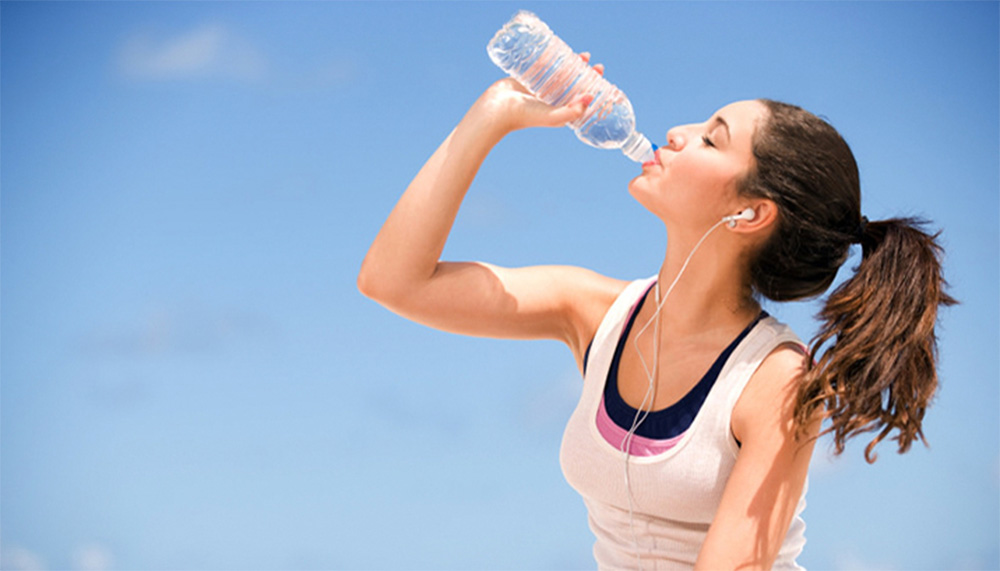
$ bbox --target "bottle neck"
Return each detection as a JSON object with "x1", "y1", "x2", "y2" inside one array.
[{"x1": 621, "y1": 131, "x2": 654, "y2": 163}]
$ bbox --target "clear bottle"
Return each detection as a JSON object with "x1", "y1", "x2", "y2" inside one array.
[{"x1": 487, "y1": 11, "x2": 655, "y2": 163}]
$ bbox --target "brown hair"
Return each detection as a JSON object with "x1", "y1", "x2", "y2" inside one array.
[{"x1": 739, "y1": 99, "x2": 957, "y2": 463}]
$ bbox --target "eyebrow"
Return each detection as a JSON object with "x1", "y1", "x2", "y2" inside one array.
[{"x1": 712, "y1": 116, "x2": 731, "y2": 142}]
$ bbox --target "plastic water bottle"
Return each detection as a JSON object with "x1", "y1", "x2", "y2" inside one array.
[{"x1": 487, "y1": 11, "x2": 656, "y2": 163}]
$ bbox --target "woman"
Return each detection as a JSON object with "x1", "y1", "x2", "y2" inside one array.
[{"x1": 357, "y1": 56, "x2": 953, "y2": 569}]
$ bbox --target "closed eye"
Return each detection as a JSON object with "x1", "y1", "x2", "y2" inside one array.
[{"x1": 702, "y1": 135, "x2": 716, "y2": 148}]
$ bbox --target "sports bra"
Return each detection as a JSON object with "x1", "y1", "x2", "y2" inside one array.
[{"x1": 585, "y1": 281, "x2": 767, "y2": 452}]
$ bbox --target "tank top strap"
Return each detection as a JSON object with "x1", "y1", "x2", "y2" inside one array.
[
  {"x1": 583, "y1": 276, "x2": 657, "y2": 390},
  {"x1": 698, "y1": 316, "x2": 806, "y2": 453}
]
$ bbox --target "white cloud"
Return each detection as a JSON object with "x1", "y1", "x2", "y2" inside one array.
[
  {"x1": 834, "y1": 551, "x2": 899, "y2": 571},
  {"x1": 305, "y1": 56, "x2": 359, "y2": 89},
  {"x1": 0, "y1": 541, "x2": 115, "y2": 571},
  {"x1": 72, "y1": 543, "x2": 114, "y2": 571},
  {"x1": 79, "y1": 301, "x2": 279, "y2": 359},
  {"x1": 118, "y1": 23, "x2": 267, "y2": 82},
  {"x1": 0, "y1": 545, "x2": 46, "y2": 571}
]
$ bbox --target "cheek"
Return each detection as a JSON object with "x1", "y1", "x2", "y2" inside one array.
[
  {"x1": 672, "y1": 156, "x2": 724, "y2": 189},
  {"x1": 674, "y1": 157, "x2": 746, "y2": 203},
  {"x1": 627, "y1": 157, "x2": 745, "y2": 219}
]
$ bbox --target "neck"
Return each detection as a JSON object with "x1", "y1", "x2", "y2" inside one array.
[{"x1": 653, "y1": 224, "x2": 759, "y2": 335}]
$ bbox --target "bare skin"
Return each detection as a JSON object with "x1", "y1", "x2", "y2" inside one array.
[{"x1": 358, "y1": 54, "x2": 818, "y2": 569}]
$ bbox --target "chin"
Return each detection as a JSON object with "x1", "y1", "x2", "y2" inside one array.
[
  {"x1": 627, "y1": 180, "x2": 655, "y2": 213},
  {"x1": 627, "y1": 174, "x2": 656, "y2": 202},
  {"x1": 627, "y1": 174, "x2": 645, "y2": 198}
]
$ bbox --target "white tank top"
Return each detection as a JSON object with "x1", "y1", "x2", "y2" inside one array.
[{"x1": 560, "y1": 277, "x2": 808, "y2": 569}]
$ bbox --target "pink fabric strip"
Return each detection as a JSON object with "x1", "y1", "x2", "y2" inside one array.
[{"x1": 596, "y1": 395, "x2": 685, "y2": 457}]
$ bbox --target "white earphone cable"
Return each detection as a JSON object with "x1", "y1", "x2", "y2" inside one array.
[{"x1": 621, "y1": 216, "x2": 731, "y2": 569}]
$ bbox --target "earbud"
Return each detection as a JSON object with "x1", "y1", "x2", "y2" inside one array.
[{"x1": 722, "y1": 208, "x2": 756, "y2": 228}]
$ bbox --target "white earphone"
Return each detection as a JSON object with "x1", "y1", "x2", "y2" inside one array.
[
  {"x1": 722, "y1": 208, "x2": 756, "y2": 227},
  {"x1": 622, "y1": 206, "x2": 759, "y2": 568}
]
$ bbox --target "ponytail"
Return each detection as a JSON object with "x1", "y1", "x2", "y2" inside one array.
[
  {"x1": 743, "y1": 101, "x2": 955, "y2": 461},
  {"x1": 795, "y1": 217, "x2": 957, "y2": 463}
]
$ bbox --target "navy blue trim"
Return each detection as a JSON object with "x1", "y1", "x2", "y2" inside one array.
[{"x1": 603, "y1": 286, "x2": 768, "y2": 440}]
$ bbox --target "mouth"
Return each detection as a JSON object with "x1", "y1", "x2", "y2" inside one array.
[{"x1": 641, "y1": 149, "x2": 663, "y2": 169}]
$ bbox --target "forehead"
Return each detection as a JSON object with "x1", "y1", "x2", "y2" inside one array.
[
  {"x1": 715, "y1": 100, "x2": 767, "y2": 146},
  {"x1": 716, "y1": 99, "x2": 767, "y2": 120}
]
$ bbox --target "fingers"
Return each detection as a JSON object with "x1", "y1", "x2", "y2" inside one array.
[
  {"x1": 579, "y1": 52, "x2": 604, "y2": 76},
  {"x1": 545, "y1": 93, "x2": 593, "y2": 126}
]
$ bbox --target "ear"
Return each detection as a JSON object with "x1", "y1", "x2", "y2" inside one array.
[{"x1": 730, "y1": 199, "x2": 779, "y2": 235}]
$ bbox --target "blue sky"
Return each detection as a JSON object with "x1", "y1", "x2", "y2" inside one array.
[{"x1": 1, "y1": 1, "x2": 997, "y2": 570}]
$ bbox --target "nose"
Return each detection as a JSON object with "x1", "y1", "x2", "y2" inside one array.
[{"x1": 665, "y1": 126, "x2": 686, "y2": 151}]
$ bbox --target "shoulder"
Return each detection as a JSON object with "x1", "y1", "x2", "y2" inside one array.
[
  {"x1": 699, "y1": 338, "x2": 816, "y2": 570},
  {"x1": 731, "y1": 340, "x2": 810, "y2": 445}
]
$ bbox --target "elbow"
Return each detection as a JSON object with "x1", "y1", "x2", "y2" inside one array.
[
  {"x1": 356, "y1": 271, "x2": 373, "y2": 300},
  {"x1": 356, "y1": 258, "x2": 383, "y2": 301},
  {"x1": 356, "y1": 258, "x2": 411, "y2": 308}
]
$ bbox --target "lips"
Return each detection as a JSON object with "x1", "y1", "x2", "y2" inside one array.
[{"x1": 641, "y1": 149, "x2": 664, "y2": 169}]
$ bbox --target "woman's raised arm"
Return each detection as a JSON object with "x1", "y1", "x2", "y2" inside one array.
[{"x1": 357, "y1": 77, "x2": 624, "y2": 366}]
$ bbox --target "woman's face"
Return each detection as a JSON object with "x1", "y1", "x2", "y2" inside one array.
[{"x1": 629, "y1": 99, "x2": 767, "y2": 230}]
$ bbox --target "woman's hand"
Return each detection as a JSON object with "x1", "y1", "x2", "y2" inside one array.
[{"x1": 473, "y1": 53, "x2": 604, "y2": 135}]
